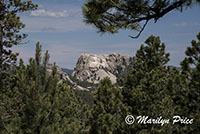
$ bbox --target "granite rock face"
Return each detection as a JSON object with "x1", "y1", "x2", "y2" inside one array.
[{"x1": 72, "y1": 53, "x2": 130, "y2": 84}]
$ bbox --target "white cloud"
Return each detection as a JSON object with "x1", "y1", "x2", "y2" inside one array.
[
  {"x1": 174, "y1": 22, "x2": 200, "y2": 27},
  {"x1": 20, "y1": 6, "x2": 92, "y2": 32},
  {"x1": 22, "y1": 16, "x2": 90, "y2": 32},
  {"x1": 31, "y1": 9, "x2": 68, "y2": 17},
  {"x1": 174, "y1": 22, "x2": 187, "y2": 27}
]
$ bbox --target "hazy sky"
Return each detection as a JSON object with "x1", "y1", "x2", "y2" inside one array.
[{"x1": 13, "y1": 0, "x2": 200, "y2": 69}]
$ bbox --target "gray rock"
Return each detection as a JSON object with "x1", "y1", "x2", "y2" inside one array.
[
  {"x1": 72, "y1": 53, "x2": 130, "y2": 84},
  {"x1": 47, "y1": 64, "x2": 89, "y2": 91}
]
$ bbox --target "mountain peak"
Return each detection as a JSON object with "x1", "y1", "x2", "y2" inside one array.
[{"x1": 72, "y1": 53, "x2": 130, "y2": 84}]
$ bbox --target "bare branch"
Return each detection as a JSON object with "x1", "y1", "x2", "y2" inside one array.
[{"x1": 129, "y1": 19, "x2": 149, "y2": 39}]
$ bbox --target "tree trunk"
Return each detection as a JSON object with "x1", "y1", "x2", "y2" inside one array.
[{"x1": 0, "y1": 0, "x2": 4, "y2": 72}]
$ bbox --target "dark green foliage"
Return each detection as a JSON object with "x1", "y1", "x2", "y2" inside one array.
[
  {"x1": 83, "y1": 0, "x2": 199, "y2": 38},
  {"x1": 89, "y1": 77, "x2": 128, "y2": 134},
  {"x1": 180, "y1": 33, "x2": 200, "y2": 133},
  {"x1": 123, "y1": 35, "x2": 170, "y2": 93},
  {"x1": 75, "y1": 90, "x2": 94, "y2": 108},
  {"x1": 121, "y1": 35, "x2": 189, "y2": 133},
  {"x1": 0, "y1": 0, "x2": 37, "y2": 71},
  {"x1": 0, "y1": 42, "x2": 84, "y2": 134}
]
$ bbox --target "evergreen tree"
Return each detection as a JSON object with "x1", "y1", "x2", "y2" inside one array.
[
  {"x1": 83, "y1": 0, "x2": 200, "y2": 38},
  {"x1": 0, "y1": 0, "x2": 37, "y2": 71},
  {"x1": 0, "y1": 42, "x2": 84, "y2": 134},
  {"x1": 123, "y1": 35, "x2": 170, "y2": 105},
  {"x1": 122, "y1": 35, "x2": 183, "y2": 133},
  {"x1": 180, "y1": 32, "x2": 200, "y2": 133},
  {"x1": 89, "y1": 77, "x2": 128, "y2": 134}
]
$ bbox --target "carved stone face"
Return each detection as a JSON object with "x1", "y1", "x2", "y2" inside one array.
[
  {"x1": 72, "y1": 53, "x2": 130, "y2": 84},
  {"x1": 87, "y1": 55, "x2": 108, "y2": 69}
]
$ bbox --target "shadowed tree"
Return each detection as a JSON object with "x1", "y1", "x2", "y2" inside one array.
[
  {"x1": 89, "y1": 77, "x2": 128, "y2": 134},
  {"x1": 0, "y1": 42, "x2": 85, "y2": 134},
  {"x1": 83, "y1": 0, "x2": 200, "y2": 38},
  {"x1": 180, "y1": 32, "x2": 200, "y2": 133},
  {"x1": 0, "y1": 0, "x2": 37, "y2": 71},
  {"x1": 121, "y1": 35, "x2": 189, "y2": 133}
]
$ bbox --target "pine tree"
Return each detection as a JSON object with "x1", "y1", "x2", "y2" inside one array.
[
  {"x1": 0, "y1": 0, "x2": 37, "y2": 71},
  {"x1": 83, "y1": 0, "x2": 200, "y2": 38},
  {"x1": 180, "y1": 32, "x2": 200, "y2": 133},
  {"x1": 89, "y1": 77, "x2": 128, "y2": 134},
  {"x1": 122, "y1": 35, "x2": 183, "y2": 133},
  {"x1": 0, "y1": 42, "x2": 85, "y2": 134},
  {"x1": 123, "y1": 35, "x2": 170, "y2": 106}
]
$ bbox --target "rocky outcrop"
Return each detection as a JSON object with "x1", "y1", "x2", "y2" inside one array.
[
  {"x1": 47, "y1": 64, "x2": 89, "y2": 91},
  {"x1": 72, "y1": 53, "x2": 130, "y2": 84}
]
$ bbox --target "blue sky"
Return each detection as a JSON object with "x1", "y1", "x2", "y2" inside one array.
[{"x1": 13, "y1": 0, "x2": 200, "y2": 69}]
